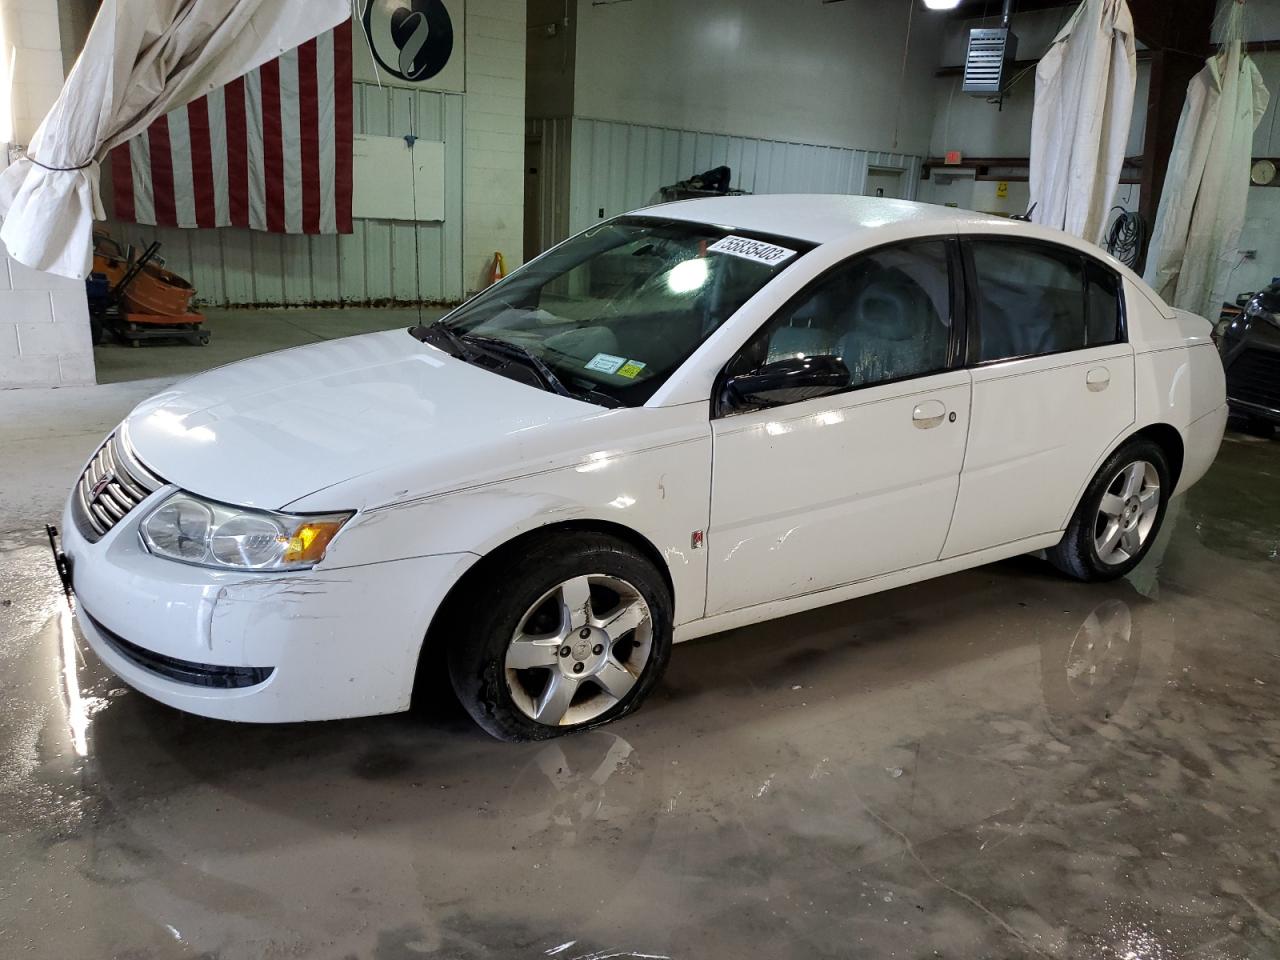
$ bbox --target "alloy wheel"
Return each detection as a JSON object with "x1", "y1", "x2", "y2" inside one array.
[
  {"x1": 1093, "y1": 460, "x2": 1160, "y2": 566},
  {"x1": 504, "y1": 574, "x2": 654, "y2": 727}
]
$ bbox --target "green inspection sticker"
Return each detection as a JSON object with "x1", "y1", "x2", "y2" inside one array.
[{"x1": 617, "y1": 360, "x2": 647, "y2": 379}]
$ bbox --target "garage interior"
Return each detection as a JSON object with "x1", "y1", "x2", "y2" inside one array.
[{"x1": 1, "y1": 0, "x2": 1279, "y2": 958}]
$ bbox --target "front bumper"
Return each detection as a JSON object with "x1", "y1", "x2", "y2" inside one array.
[{"x1": 60, "y1": 495, "x2": 477, "y2": 723}]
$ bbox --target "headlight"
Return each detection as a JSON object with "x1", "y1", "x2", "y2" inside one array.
[{"x1": 140, "y1": 492, "x2": 352, "y2": 571}]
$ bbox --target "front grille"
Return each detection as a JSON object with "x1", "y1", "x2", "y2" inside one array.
[
  {"x1": 73, "y1": 431, "x2": 166, "y2": 542},
  {"x1": 1227, "y1": 348, "x2": 1280, "y2": 414},
  {"x1": 84, "y1": 610, "x2": 274, "y2": 689}
]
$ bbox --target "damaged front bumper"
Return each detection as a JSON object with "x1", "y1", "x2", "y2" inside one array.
[{"x1": 59, "y1": 496, "x2": 476, "y2": 723}]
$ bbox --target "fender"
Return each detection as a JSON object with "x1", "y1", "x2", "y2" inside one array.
[{"x1": 313, "y1": 430, "x2": 714, "y2": 627}]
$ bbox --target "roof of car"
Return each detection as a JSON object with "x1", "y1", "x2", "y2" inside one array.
[
  {"x1": 635, "y1": 194, "x2": 1009, "y2": 245},
  {"x1": 635, "y1": 193, "x2": 1180, "y2": 322}
]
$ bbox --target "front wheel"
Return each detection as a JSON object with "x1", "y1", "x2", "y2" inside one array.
[
  {"x1": 446, "y1": 532, "x2": 673, "y2": 741},
  {"x1": 1047, "y1": 439, "x2": 1171, "y2": 582}
]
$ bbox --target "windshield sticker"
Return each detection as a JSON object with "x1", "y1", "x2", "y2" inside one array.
[
  {"x1": 617, "y1": 360, "x2": 647, "y2": 379},
  {"x1": 585, "y1": 353, "x2": 627, "y2": 374},
  {"x1": 707, "y1": 235, "x2": 797, "y2": 265}
]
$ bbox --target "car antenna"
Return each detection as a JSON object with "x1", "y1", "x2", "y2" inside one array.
[{"x1": 1011, "y1": 202, "x2": 1037, "y2": 223}]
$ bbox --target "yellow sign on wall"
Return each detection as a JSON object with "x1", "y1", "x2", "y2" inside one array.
[{"x1": 996, "y1": 181, "x2": 1009, "y2": 199}]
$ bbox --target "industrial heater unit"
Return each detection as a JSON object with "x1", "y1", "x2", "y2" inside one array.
[{"x1": 962, "y1": 0, "x2": 1018, "y2": 96}]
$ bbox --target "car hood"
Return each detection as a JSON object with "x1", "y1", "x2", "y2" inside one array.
[{"x1": 124, "y1": 329, "x2": 603, "y2": 510}]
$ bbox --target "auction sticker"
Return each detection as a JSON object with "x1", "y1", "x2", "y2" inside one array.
[
  {"x1": 617, "y1": 360, "x2": 647, "y2": 379},
  {"x1": 585, "y1": 353, "x2": 626, "y2": 374},
  {"x1": 707, "y1": 235, "x2": 797, "y2": 265}
]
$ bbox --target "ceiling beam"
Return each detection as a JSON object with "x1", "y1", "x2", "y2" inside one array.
[{"x1": 949, "y1": 0, "x2": 1075, "y2": 19}]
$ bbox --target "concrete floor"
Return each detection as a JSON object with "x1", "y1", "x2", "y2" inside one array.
[
  {"x1": 1, "y1": 372, "x2": 1278, "y2": 958},
  {"x1": 93, "y1": 307, "x2": 449, "y2": 384}
]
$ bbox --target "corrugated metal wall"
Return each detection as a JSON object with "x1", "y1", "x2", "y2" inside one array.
[
  {"x1": 102, "y1": 82, "x2": 465, "y2": 307},
  {"x1": 565, "y1": 117, "x2": 923, "y2": 238}
]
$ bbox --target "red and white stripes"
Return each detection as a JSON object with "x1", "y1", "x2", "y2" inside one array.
[{"x1": 111, "y1": 21, "x2": 353, "y2": 235}]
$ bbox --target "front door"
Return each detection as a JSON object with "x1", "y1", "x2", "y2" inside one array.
[{"x1": 706, "y1": 238, "x2": 971, "y2": 617}]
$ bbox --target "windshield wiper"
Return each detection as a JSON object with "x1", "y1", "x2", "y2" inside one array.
[
  {"x1": 411, "y1": 321, "x2": 472, "y2": 357},
  {"x1": 413, "y1": 323, "x2": 622, "y2": 409},
  {"x1": 465, "y1": 335, "x2": 625, "y2": 409},
  {"x1": 459, "y1": 333, "x2": 579, "y2": 400}
]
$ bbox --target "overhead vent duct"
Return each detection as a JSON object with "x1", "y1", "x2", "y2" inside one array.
[{"x1": 962, "y1": 0, "x2": 1018, "y2": 96}]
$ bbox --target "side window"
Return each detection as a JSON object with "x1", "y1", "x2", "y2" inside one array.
[
  {"x1": 1085, "y1": 260, "x2": 1123, "y2": 346},
  {"x1": 968, "y1": 241, "x2": 1086, "y2": 363},
  {"x1": 731, "y1": 240, "x2": 953, "y2": 390}
]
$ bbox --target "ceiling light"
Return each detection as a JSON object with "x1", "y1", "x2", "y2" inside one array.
[{"x1": 923, "y1": 0, "x2": 963, "y2": 9}]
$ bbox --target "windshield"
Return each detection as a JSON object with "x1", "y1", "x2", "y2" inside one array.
[{"x1": 419, "y1": 216, "x2": 811, "y2": 407}]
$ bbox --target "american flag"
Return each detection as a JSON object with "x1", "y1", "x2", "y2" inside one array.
[{"x1": 109, "y1": 20, "x2": 353, "y2": 235}]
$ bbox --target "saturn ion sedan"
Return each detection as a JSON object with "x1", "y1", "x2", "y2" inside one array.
[{"x1": 55, "y1": 195, "x2": 1227, "y2": 741}]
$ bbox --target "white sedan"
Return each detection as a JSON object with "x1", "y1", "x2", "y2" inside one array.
[{"x1": 56, "y1": 195, "x2": 1227, "y2": 740}]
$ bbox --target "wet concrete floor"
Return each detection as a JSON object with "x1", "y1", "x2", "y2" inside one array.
[{"x1": 1, "y1": 384, "x2": 1278, "y2": 959}]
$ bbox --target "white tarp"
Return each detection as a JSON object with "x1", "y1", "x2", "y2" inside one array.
[
  {"x1": 0, "y1": 0, "x2": 351, "y2": 279},
  {"x1": 1029, "y1": 0, "x2": 1137, "y2": 244},
  {"x1": 1143, "y1": 39, "x2": 1270, "y2": 321}
]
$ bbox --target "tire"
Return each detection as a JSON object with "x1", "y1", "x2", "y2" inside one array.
[
  {"x1": 1047, "y1": 438, "x2": 1171, "y2": 582},
  {"x1": 445, "y1": 531, "x2": 673, "y2": 742}
]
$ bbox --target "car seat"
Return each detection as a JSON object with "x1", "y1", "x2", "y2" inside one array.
[
  {"x1": 837, "y1": 269, "x2": 937, "y2": 384},
  {"x1": 766, "y1": 288, "x2": 839, "y2": 363}
]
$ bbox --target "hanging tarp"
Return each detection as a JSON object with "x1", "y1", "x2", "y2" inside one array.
[
  {"x1": 1143, "y1": 37, "x2": 1270, "y2": 320},
  {"x1": 0, "y1": 0, "x2": 352, "y2": 279},
  {"x1": 1029, "y1": 0, "x2": 1137, "y2": 244}
]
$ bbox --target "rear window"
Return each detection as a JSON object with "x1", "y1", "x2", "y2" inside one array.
[
  {"x1": 969, "y1": 240, "x2": 1087, "y2": 363},
  {"x1": 1085, "y1": 260, "x2": 1122, "y2": 346}
]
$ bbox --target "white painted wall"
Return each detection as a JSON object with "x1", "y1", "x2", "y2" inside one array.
[
  {"x1": 0, "y1": 0, "x2": 95, "y2": 388},
  {"x1": 566, "y1": 117, "x2": 923, "y2": 234},
  {"x1": 462, "y1": 0, "x2": 527, "y2": 291},
  {"x1": 922, "y1": 7, "x2": 1149, "y2": 217},
  {"x1": 571, "y1": 0, "x2": 946, "y2": 157},
  {"x1": 527, "y1": 0, "x2": 575, "y2": 118}
]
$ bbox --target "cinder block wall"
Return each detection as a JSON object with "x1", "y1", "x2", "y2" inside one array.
[
  {"x1": 462, "y1": 0, "x2": 526, "y2": 292},
  {"x1": 0, "y1": 0, "x2": 95, "y2": 387},
  {"x1": 0, "y1": 255, "x2": 95, "y2": 386}
]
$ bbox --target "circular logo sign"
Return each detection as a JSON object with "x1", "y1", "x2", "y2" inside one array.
[{"x1": 362, "y1": 0, "x2": 455, "y2": 83}]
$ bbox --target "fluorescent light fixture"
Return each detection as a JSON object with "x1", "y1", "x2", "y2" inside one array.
[{"x1": 923, "y1": 0, "x2": 963, "y2": 9}]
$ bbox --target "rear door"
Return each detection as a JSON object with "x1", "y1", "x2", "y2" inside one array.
[{"x1": 941, "y1": 238, "x2": 1135, "y2": 558}]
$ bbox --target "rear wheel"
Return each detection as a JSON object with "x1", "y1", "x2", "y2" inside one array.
[
  {"x1": 445, "y1": 531, "x2": 673, "y2": 741},
  {"x1": 1047, "y1": 439, "x2": 1171, "y2": 582}
]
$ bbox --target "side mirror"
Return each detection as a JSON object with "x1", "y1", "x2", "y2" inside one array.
[{"x1": 719, "y1": 355, "x2": 851, "y2": 415}]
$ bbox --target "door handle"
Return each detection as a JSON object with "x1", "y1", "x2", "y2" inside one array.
[
  {"x1": 1086, "y1": 367, "x2": 1111, "y2": 392},
  {"x1": 912, "y1": 400, "x2": 946, "y2": 429}
]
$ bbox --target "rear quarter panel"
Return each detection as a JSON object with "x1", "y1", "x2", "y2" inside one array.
[{"x1": 1128, "y1": 289, "x2": 1226, "y2": 494}]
